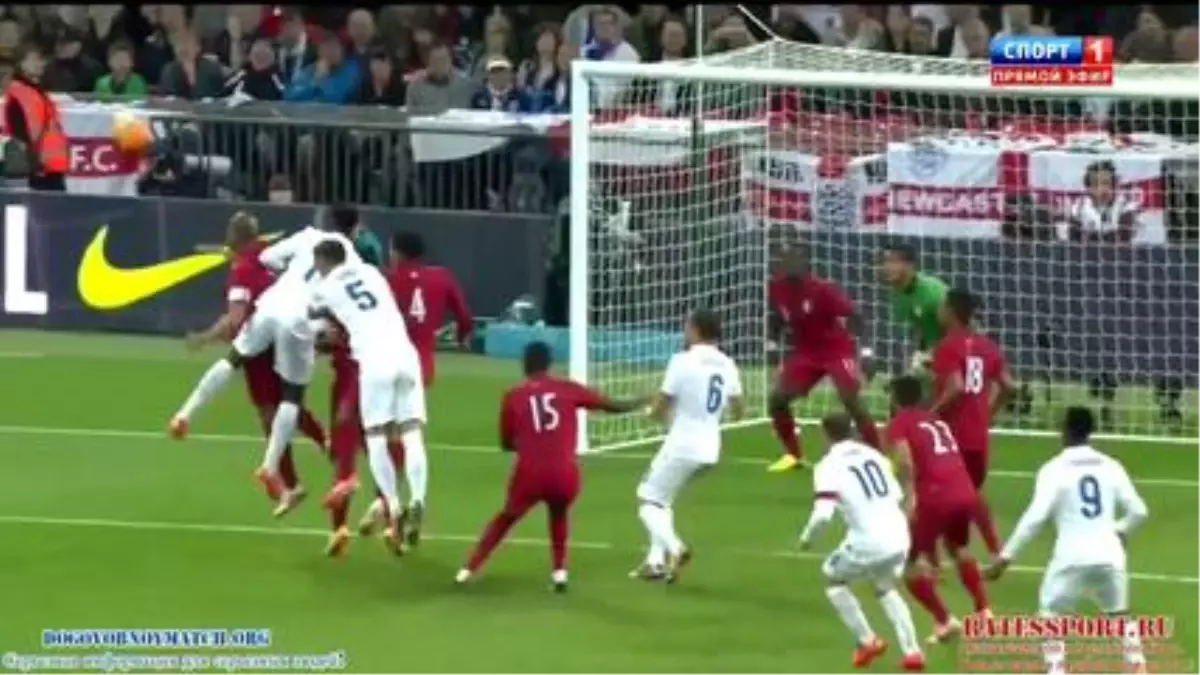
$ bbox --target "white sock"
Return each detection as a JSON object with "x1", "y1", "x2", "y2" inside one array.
[
  {"x1": 1122, "y1": 618, "x2": 1146, "y2": 668},
  {"x1": 176, "y1": 359, "x2": 234, "y2": 419},
  {"x1": 455, "y1": 569, "x2": 471, "y2": 583},
  {"x1": 552, "y1": 569, "x2": 568, "y2": 584},
  {"x1": 637, "y1": 503, "x2": 667, "y2": 566},
  {"x1": 639, "y1": 503, "x2": 683, "y2": 557},
  {"x1": 399, "y1": 426, "x2": 428, "y2": 506},
  {"x1": 360, "y1": 497, "x2": 385, "y2": 523},
  {"x1": 825, "y1": 586, "x2": 874, "y2": 645},
  {"x1": 878, "y1": 589, "x2": 922, "y2": 657},
  {"x1": 1040, "y1": 611, "x2": 1067, "y2": 673},
  {"x1": 260, "y1": 401, "x2": 299, "y2": 474},
  {"x1": 365, "y1": 434, "x2": 402, "y2": 518},
  {"x1": 660, "y1": 506, "x2": 683, "y2": 556}
]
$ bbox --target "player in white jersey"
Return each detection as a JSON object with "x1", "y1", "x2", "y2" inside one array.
[
  {"x1": 798, "y1": 414, "x2": 925, "y2": 671},
  {"x1": 633, "y1": 309, "x2": 743, "y2": 583},
  {"x1": 309, "y1": 239, "x2": 429, "y2": 554},
  {"x1": 986, "y1": 406, "x2": 1149, "y2": 674},
  {"x1": 169, "y1": 206, "x2": 362, "y2": 507}
]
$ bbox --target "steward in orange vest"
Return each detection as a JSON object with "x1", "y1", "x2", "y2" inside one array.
[{"x1": 4, "y1": 43, "x2": 69, "y2": 191}]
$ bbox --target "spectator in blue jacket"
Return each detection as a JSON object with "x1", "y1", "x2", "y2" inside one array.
[
  {"x1": 284, "y1": 32, "x2": 360, "y2": 104},
  {"x1": 469, "y1": 57, "x2": 532, "y2": 113}
]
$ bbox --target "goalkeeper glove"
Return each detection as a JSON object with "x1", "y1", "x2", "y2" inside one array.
[{"x1": 909, "y1": 350, "x2": 932, "y2": 373}]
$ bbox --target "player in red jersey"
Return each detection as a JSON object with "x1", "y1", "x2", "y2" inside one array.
[
  {"x1": 172, "y1": 212, "x2": 327, "y2": 516},
  {"x1": 766, "y1": 245, "x2": 880, "y2": 472},
  {"x1": 456, "y1": 341, "x2": 646, "y2": 592},
  {"x1": 931, "y1": 288, "x2": 1015, "y2": 489},
  {"x1": 886, "y1": 375, "x2": 1003, "y2": 645}
]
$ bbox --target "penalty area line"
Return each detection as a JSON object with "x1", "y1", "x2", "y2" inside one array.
[
  {"x1": 0, "y1": 424, "x2": 1194, "y2": 488},
  {"x1": 0, "y1": 514, "x2": 1193, "y2": 585}
]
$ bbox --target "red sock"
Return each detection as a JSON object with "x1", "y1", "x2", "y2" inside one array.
[
  {"x1": 973, "y1": 500, "x2": 1001, "y2": 556},
  {"x1": 956, "y1": 558, "x2": 990, "y2": 612},
  {"x1": 854, "y1": 413, "x2": 881, "y2": 448},
  {"x1": 298, "y1": 409, "x2": 327, "y2": 449},
  {"x1": 547, "y1": 507, "x2": 569, "y2": 570},
  {"x1": 388, "y1": 438, "x2": 405, "y2": 469},
  {"x1": 906, "y1": 574, "x2": 951, "y2": 624},
  {"x1": 770, "y1": 409, "x2": 803, "y2": 458},
  {"x1": 466, "y1": 511, "x2": 520, "y2": 572},
  {"x1": 278, "y1": 448, "x2": 300, "y2": 490},
  {"x1": 330, "y1": 423, "x2": 359, "y2": 480}
]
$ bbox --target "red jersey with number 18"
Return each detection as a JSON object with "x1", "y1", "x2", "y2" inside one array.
[
  {"x1": 386, "y1": 261, "x2": 473, "y2": 385},
  {"x1": 932, "y1": 328, "x2": 1008, "y2": 456},
  {"x1": 500, "y1": 375, "x2": 608, "y2": 470}
]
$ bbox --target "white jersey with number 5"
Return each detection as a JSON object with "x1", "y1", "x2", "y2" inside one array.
[
  {"x1": 1003, "y1": 445, "x2": 1147, "y2": 571},
  {"x1": 310, "y1": 263, "x2": 418, "y2": 375},
  {"x1": 258, "y1": 226, "x2": 361, "y2": 317},
  {"x1": 659, "y1": 344, "x2": 742, "y2": 463},
  {"x1": 813, "y1": 440, "x2": 909, "y2": 555}
]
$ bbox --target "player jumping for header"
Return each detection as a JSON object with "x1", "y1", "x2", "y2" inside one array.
[
  {"x1": 766, "y1": 245, "x2": 881, "y2": 473},
  {"x1": 879, "y1": 242, "x2": 948, "y2": 374}
]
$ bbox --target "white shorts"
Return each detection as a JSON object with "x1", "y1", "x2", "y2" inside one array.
[
  {"x1": 231, "y1": 312, "x2": 316, "y2": 385},
  {"x1": 359, "y1": 369, "x2": 427, "y2": 429},
  {"x1": 636, "y1": 451, "x2": 713, "y2": 507},
  {"x1": 822, "y1": 540, "x2": 907, "y2": 588},
  {"x1": 1039, "y1": 563, "x2": 1128, "y2": 614}
]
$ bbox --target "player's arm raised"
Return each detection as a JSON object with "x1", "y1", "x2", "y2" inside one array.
[
  {"x1": 987, "y1": 465, "x2": 1058, "y2": 579},
  {"x1": 258, "y1": 230, "x2": 301, "y2": 272},
  {"x1": 797, "y1": 464, "x2": 838, "y2": 549}
]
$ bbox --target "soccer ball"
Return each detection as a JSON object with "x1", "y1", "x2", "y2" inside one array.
[{"x1": 112, "y1": 112, "x2": 154, "y2": 156}]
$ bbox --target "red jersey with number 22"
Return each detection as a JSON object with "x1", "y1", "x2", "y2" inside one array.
[
  {"x1": 387, "y1": 261, "x2": 473, "y2": 385},
  {"x1": 932, "y1": 329, "x2": 1007, "y2": 456},
  {"x1": 500, "y1": 376, "x2": 607, "y2": 471},
  {"x1": 767, "y1": 273, "x2": 856, "y2": 358},
  {"x1": 886, "y1": 407, "x2": 977, "y2": 508}
]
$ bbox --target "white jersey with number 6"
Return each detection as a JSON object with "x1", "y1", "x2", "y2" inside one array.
[
  {"x1": 813, "y1": 440, "x2": 909, "y2": 555},
  {"x1": 660, "y1": 344, "x2": 742, "y2": 463}
]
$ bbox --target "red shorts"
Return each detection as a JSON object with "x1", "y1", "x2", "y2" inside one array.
[
  {"x1": 909, "y1": 497, "x2": 982, "y2": 563},
  {"x1": 243, "y1": 351, "x2": 282, "y2": 408},
  {"x1": 778, "y1": 353, "x2": 861, "y2": 396},
  {"x1": 504, "y1": 464, "x2": 580, "y2": 514},
  {"x1": 961, "y1": 451, "x2": 988, "y2": 489}
]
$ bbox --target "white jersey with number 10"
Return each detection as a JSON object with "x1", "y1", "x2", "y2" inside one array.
[
  {"x1": 310, "y1": 263, "x2": 417, "y2": 375},
  {"x1": 812, "y1": 440, "x2": 909, "y2": 555}
]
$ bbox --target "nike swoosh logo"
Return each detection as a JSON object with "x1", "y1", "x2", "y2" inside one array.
[{"x1": 77, "y1": 226, "x2": 281, "y2": 310}]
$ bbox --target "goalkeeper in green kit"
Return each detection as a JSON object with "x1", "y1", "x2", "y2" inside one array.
[{"x1": 880, "y1": 243, "x2": 948, "y2": 373}]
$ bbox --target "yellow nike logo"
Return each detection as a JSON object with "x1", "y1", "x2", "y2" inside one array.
[{"x1": 77, "y1": 226, "x2": 281, "y2": 310}]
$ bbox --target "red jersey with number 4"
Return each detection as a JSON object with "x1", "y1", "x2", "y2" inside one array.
[
  {"x1": 500, "y1": 375, "x2": 607, "y2": 471},
  {"x1": 886, "y1": 407, "x2": 977, "y2": 507},
  {"x1": 932, "y1": 328, "x2": 1008, "y2": 456},
  {"x1": 387, "y1": 261, "x2": 473, "y2": 383},
  {"x1": 767, "y1": 273, "x2": 856, "y2": 358},
  {"x1": 226, "y1": 241, "x2": 275, "y2": 329}
]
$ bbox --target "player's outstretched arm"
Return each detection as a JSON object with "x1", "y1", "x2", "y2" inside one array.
[
  {"x1": 988, "y1": 367, "x2": 1018, "y2": 418},
  {"x1": 993, "y1": 466, "x2": 1057, "y2": 571},
  {"x1": 797, "y1": 497, "x2": 837, "y2": 549},
  {"x1": 598, "y1": 394, "x2": 651, "y2": 415},
  {"x1": 185, "y1": 301, "x2": 246, "y2": 351},
  {"x1": 648, "y1": 393, "x2": 672, "y2": 423}
]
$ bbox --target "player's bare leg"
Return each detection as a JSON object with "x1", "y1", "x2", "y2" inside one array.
[
  {"x1": 394, "y1": 419, "x2": 428, "y2": 547},
  {"x1": 874, "y1": 581, "x2": 925, "y2": 671},
  {"x1": 822, "y1": 579, "x2": 887, "y2": 668},
  {"x1": 838, "y1": 389, "x2": 882, "y2": 449},
  {"x1": 903, "y1": 562, "x2": 961, "y2": 644},
  {"x1": 766, "y1": 387, "x2": 805, "y2": 472},
  {"x1": 169, "y1": 350, "x2": 245, "y2": 438},
  {"x1": 363, "y1": 423, "x2": 405, "y2": 555}
]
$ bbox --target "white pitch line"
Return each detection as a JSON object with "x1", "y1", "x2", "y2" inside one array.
[
  {"x1": 0, "y1": 424, "x2": 1195, "y2": 488},
  {"x1": 0, "y1": 514, "x2": 1194, "y2": 585},
  {"x1": 0, "y1": 351, "x2": 43, "y2": 359}
]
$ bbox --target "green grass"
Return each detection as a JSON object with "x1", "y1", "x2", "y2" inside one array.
[{"x1": 0, "y1": 330, "x2": 1195, "y2": 674}]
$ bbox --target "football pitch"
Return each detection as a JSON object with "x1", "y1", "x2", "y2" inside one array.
[{"x1": 0, "y1": 330, "x2": 1195, "y2": 673}]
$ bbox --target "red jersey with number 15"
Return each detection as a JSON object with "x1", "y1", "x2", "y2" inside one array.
[
  {"x1": 886, "y1": 407, "x2": 977, "y2": 507},
  {"x1": 767, "y1": 273, "x2": 857, "y2": 357},
  {"x1": 387, "y1": 261, "x2": 473, "y2": 384},
  {"x1": 932, "y1": 328, "x2": 1008, "y2": 456},
  {"x1": 500, "y1": 375, "x2": 608, "y2": 470},
  {"x1": 225, "y1": 240, "x2": 275, "y2": 329}
]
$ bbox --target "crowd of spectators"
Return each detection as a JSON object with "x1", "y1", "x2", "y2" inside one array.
[{"x1": 0, "y1": 4, "x2": 1196, "y2": 209}]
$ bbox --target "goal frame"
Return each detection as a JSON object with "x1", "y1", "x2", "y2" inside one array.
[{"x1": 569, "y1": 57, "x2": 1200, "y2": 453}]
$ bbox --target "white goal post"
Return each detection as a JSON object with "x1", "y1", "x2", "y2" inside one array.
[{"x1": 569, "y1": 40, "x2": 1200, "y2": 454}]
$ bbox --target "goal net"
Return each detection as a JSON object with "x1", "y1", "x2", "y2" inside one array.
[{"x1": 569, "y1": 40, "x2": 1199, "y2": 453}]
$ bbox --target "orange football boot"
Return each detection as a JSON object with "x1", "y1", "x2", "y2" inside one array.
[
  {"x1": 325, "y1": 527, "x2": 351, "y2": 557},
  {"x1": 900, "y1": 653, "x2": 926, "y2": 671},
  {"x1": 254, "y1": 467, "x2": 284, "y2": 501},
  {"x1": 853, "y1": 637, "x2": 887, "y2": 668},
  {"x1": 167, "y1": 417, "x2": 189, "y2": 440}
]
